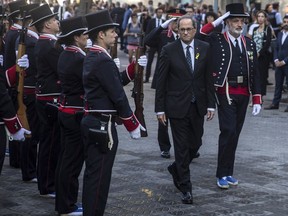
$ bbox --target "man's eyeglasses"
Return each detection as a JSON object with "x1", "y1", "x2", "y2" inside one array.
[{"x1": 179, "y1": 28, "x2": 195, "y2": 33}]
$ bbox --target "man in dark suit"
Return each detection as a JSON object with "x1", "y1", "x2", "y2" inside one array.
[
  {"x1": 265, "y1": 15, "x2": 288, "y2": 112},
  {"x1": 145, "y1": 9, "x2": 186, "y2": 159},
  {"x1": 144, "y1": 7, "x2": 164, "y2": 83},
  {"x1": 155, "y1": 15, "x2": 215, "y2": 204},
  {"x1": 200, "y1": 3, "x2": 262, "y2": 189}
]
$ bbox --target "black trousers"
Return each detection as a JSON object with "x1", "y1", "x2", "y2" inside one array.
[
  {"x1": 169, "y1": 103, "x2": 204, "y2": 193},
  {"x1": 55, "y1": 112, "x2": 84, "y2": 214},
  {"x1": 216, "y1": 94, "x2": 249, "y2": 178},
  {"x1": 157, "y1": 121, "x2": 171, "y2": 152},
  {"x1": 36, "y1": 99, "x2": 60, "y2": 195},
  {"x1": 258, "y1": 55, "x2": 270, "y2": 96},
  {"x1": 20, "y1": 94, "x2": 39, "y2": 181},
  {"x1": 145, "y1": 47, "x2": 157, "y2": 82},
  {"x1": 0, "y1": 124, "x2": 7, "y2": 175},
  {"x1": 81, "y1": 115, "x2": 118, "y2": 216}
]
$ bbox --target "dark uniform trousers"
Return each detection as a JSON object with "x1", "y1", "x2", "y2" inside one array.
[
  {"x1": 55, "y1": 112, "x2": 84, "y2": 214},
  {"x1": 169, "y1": 103, "x2": 204, "y2": 193},
  {"x1": 216, "y1": 94, "x2": 249, "y2": 178},
  {"x1": 0, "y1": 124, "x2": 7, "y2": 174},
  {"x1": 81, "y1": 114, "x2": 118, "y2": 216},
  {"x1": 158, "y1": 121, "x2": 171, "y2": 152},
  {"x1": 20, "y1": 93, "x2": 39, "y2": 181},
  {"x1": 145, "y1": 47, "x2": 157, "y2": 82},
  {"x1": 36, "y1": 99, "x2": 60, "y2": 194}
]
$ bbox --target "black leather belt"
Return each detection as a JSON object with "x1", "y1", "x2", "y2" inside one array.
[
  {"x1": 86, "y1": 112, "x2": 116, "y2": 121},
  {"x1": 228, "y1": 76, "x2": 248, "y2": 86}
]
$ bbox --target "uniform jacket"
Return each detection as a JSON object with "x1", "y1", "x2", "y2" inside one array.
[
  {"x1": 0, "y1": 72, "x2": 22, "y2": 133},
  {"x1": 4, "y1": 25, "x2": 20, "y2": 70},
  {"x1": 274, "y1": 30, "x2": 288, "y2": 64},
  {"x1": 200, "y1": 23, "x2": 261, "y2": 101},
  {"x1": 83, "y1": 45, "x2": 133, "y2": 118},
  {"x1": 34, "y1": 34, "x2": 63, "y2": 96},
  {"x1": 155, "y1": 39, "x2": 215, "y2": 118},
  {"x1": 15, "y1": 29, "x2": 39, "y2": 89},
  {"x1": 58, "y1": 46, "x2": 86, "y2": 108},
  {"x1": 144, "y1": 26, "x2": 175, "y2": 54}
]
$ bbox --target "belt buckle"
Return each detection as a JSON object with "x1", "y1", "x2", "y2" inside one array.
[{"x1": 237, "y1": 76, "x2": 243, "y2": 83}]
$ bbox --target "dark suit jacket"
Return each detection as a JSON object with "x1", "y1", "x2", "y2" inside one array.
[
  {"x1": 274, "y1": 31, "x2": 288, "y2": 64},
  {"x1": 155, "y1": 39, "x2": 215, "y2": 118}
]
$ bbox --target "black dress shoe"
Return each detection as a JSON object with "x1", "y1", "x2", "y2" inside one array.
[
  {"x1": 284, "y1": 106, "x2": 288, "y2": 112},
  {"x1": 264, "y1": 104, "x2": 279, "y2": 110},
  {"x1": 181, "y1": 192, "x2": 193, "y2": 204},
  {"x1": 167, "y1": 163, "x2": 180, "y2": 191},
  {"x1": 161, "y1": 151, "x2": 170, "y2": 158}
]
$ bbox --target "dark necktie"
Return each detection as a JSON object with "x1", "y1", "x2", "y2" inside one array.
[
  {"x1": 176, "y1": 35, "x2": 179, "y2": 40},
  {"x1": 157, "y1": 19, "x2": 160, "y2": 27},
  {"x1": 235, "y1": 39, "x2": 241, "y2": 53},
  {"x1": 186, "y1": 45, "x2": 196, "y2": 102},
  {"x1": 186, "y1": 45, "x2": 193, "y2": 72}
]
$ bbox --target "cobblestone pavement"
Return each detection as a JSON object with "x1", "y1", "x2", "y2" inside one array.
[{"x1": 0, "y1": 51, "x2": 288, "y2": 216}]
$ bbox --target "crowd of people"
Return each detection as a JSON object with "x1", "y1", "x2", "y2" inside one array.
[{"x1": 0, "y1": 0, "x2": 288, "y2": 215}]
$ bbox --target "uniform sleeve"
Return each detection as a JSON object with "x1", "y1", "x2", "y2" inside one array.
[
  {"x1": 144, "y1": 26, "x2": 163, "y2": 48},
  {"x1": 0, "y1": 72, "x2": 22, "y2": 134},
  {"x1": 97, "y1": 59, "x2": 133, "y2": 118}
]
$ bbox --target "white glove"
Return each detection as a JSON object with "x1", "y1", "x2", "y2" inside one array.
[
  {"x1": 212, "y1": 11, "x2": 230, "y2": 27},
  {"x1": 129, "y1": 124, "x2": 146, "y2": 139},
  {"x1": 137, "y1": 55, "x2": 147, "y2": 67},
  {"x1": 161, "y1": 18, "x2": 177, "y2": 29},
  {"x1": 0, "y1": 55, "x2": 3, "y2": 66},
  {"x1": 17, "y1": 54, "x2": 29, "y2": 69},
  {"x1": 114, "y1": 58, "x2": 120, "y2": 69},
  {"x1": 85, "y1": 39, "x2": 92, "y2": 48},
  {"x1": 11, "y1": 128, "x2": 31, "y2": 141},
  {"x1": 252, "y1": 104, "x2": 261, "y2": 116}
]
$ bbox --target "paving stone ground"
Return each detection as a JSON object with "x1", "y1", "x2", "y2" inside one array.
[{"x1": 0, "y1": 51, "x2": 288, "y2": 216}]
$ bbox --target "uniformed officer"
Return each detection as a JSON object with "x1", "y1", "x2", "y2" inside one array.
[
  {"x1": 0, "y1": 57, "x2": 31, "y2": 175},
  {"x1": 55, "y1": 16, "x2": 88, "y2": 216},
  {"x1": 81, "y1": 10, "x2": 146, "y2": 216},
  {"x1": 29, "y1": 4, "x2": 62, "y2": 198},
  {"x1": 200, "y1": 3, "x2": 262, "y2": 189},
  {"x1": 4, "y1": 0, "x2": 26, "y2": 169},
  {"x1": 15, "y1": 3, "x2": 40, "y2": 183}
]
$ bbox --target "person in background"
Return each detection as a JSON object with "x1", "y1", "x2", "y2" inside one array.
[
  {"x1": 144, "y1": 7, "x2": 164, "y2": 83},
  {"x1": 156, "y1": 14, "x2": 215, "y2": 204},
  {"x1": 200, "y1": 3, "x2": 262, "y2": 189},
  {"x1": 123, "y1": 12, "x2": 141, "y2": 63},
  {"x1": 264, "y1": 15, "x2": 288, "y2": 112},
  {"x1": 250, "y1": 10, "x2": 272, "y2": 100}
]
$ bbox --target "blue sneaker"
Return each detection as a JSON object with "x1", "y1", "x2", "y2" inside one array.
[
  {"x1": 60, "y1": 207, "x2": 83, "y2": 216},
  {"x1": 217, "y1": 177, "x2": 229, "y2": 189},
  {"x1": 226, "y1": 176, "x2": 238, "y2": 186}
]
